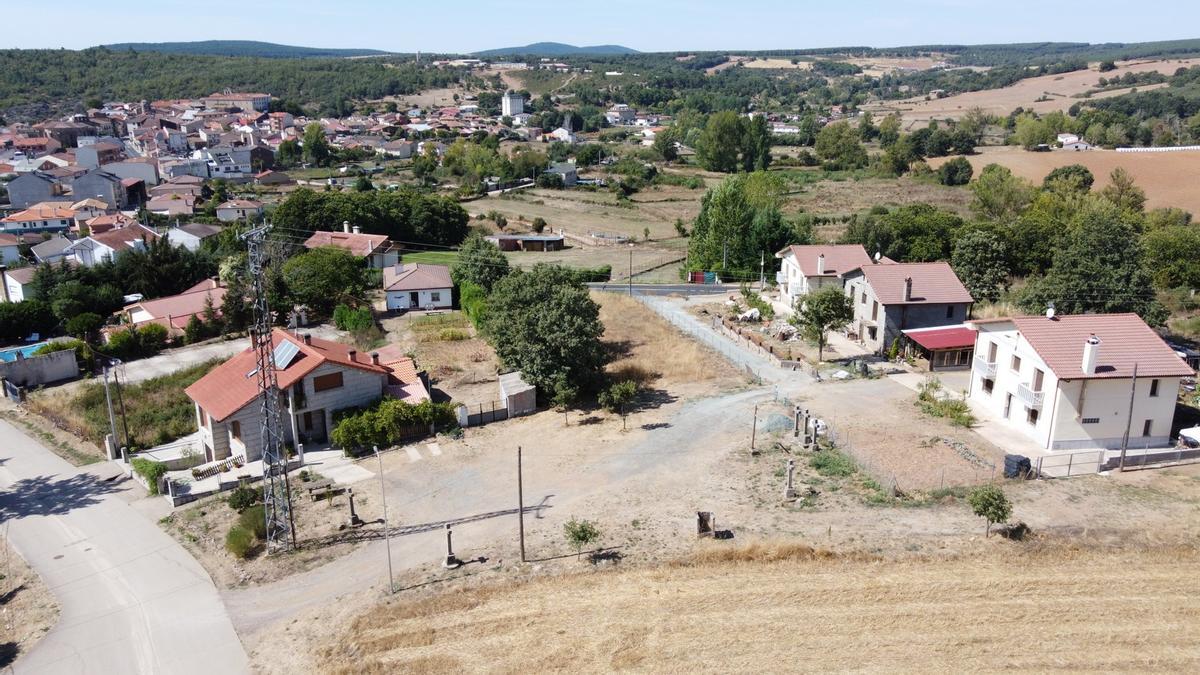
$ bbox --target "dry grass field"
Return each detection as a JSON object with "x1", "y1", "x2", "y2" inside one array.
[
  {"x1": 317, "y1": 543, "x2": 1200, "y2": 673},
  {"x1": 1, "y1": 535, "x2": 59, "y2": 664},
  {"x1": 928, "y1": 146, "x2": 1200, "y2": 215},
  {"x1": 739, "y1": 57, "x2": 813, "y2": 71},
  {"x1": 473, "y1": 186, "x2": 702, "y2": 241},
  {"x1": 865, "y1": 58, "x2": 1200, "y2": 128}
]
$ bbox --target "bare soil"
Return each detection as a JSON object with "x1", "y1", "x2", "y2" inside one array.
[{"x1": 1, "y1": 534, "x2": 59, "y2": 662}]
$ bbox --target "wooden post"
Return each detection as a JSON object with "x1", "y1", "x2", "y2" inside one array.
[
  {"x1": 1118, "y1": 364, "x2": 1138, "y2": 471},
  {"x1": 517, "y1": 446, "x2": 526, "y2": 563},
  {"x1": 750, "y1": 404, "x2": 758, "y2": 451}
]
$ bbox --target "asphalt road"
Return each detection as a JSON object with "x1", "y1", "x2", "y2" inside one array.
[
  {"x1": 587, "y1": 282, "x2": 739, "y2": 297},
  {"x1": 0, "y1": 419, "x2": 249, "y2": 675}
]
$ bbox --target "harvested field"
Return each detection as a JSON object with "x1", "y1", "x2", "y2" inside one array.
[
  {"x1": 928, "y1": 146, "x2": 1200, "y2": 215},
  {"x1": 782, "y1": 175, "x2": 974, "y2": 241},
  {"x1": 865, "y1": 58, "x2": 1200, "y2": 127},
  {"x1": 473, "y1": 186, "x2": 701, "y2": 241},
  {"x1": 739, "y1": 57, "x2": 812, "y2": 70},
  {"x1": 317, "y1": 544, "x2": 1200, "y2": 673}
]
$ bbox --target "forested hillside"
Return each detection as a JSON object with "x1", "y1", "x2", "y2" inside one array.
[{"x1": 100, "y1": 40, "x2": 391, "y2": 59}]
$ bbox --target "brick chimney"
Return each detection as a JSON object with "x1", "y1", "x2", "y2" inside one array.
[
  {"x1": 903, "y1": 277, "x2": 913, "y2": 302},
  {"x1": 347, "y1": 348, "x2": 357, "y2": 362},
  {"x1": 371, "y1": 352, "x2": 380, "y2": 366},
  {"x1": 302, "y1": 333, "x2": 312, "y2": 345}
]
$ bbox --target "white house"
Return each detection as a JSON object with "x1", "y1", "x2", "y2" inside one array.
[
  {"x1": 165, "y1": 223, "x2": 223, "y2": 251},
  {"x1": 967, "y1": 313, "x2": 1193, "y2": 451},
  {"x1": 1062, "y1": 139, "x2": 1092, "y2": 151},
  {"x1": 65, "y1": 224, "x2": 160, "y2": 267},
  {"x1": 382, "y1": 263, "x2": 452, "y2": 311},
  {"x1": 215, "y1": 199, "x2": 264, "y2": 223},
  {"x1": 0, "y1": 266, "x2": 38, "y2": 303},
  {"x1": 775, "y1": 244, "x2": 874, "y2": 308},
  {"x1": 501, "y1": 92, "x2": 525, "y2": 117},
  {"x1": 0, "y1": 233, "x2": 20, "y2": 265}
]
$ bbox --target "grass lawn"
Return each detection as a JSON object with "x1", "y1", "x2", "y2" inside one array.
[{"x1": 402, "y1": 251, "x2": 460, "y2": 266}]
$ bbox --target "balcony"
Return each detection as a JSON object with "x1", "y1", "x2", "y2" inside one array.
[
  {"x1": 1017, "y1": 382, "x2": 1044, "y2": 408},
  {"x1": 775, "y1": 271, "x2": 787, "y2": 285},
  {"x1": 973, "y1": 356, "x2": 997, "y2": 378}
]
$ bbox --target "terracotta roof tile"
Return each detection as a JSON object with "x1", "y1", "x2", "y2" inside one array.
[
  {"x1": 857, "y1": 262, "x2": 973, "y2": 305},
  {"x1": 304, "y1": 230, "x2": 392, "y2": 257},
  {"x1": 779, "y1": 244, "x2": 873, "y2": 277},
  {"x1": 1008, "y1": 314, "x2": 1193, "y2": 380},
  {"x1": 382, "y1": 263, "x2": 451, "y2": 292}
]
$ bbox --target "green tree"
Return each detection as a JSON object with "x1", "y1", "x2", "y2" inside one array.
[
  {"x1": 451, "y1": 233, "x2": 511, "y2": 292},
  {"x1": 814, "y1": 121, "x2": 868, "y2": 170},
  {"x1": 695, "y1": 111, "x2": 744, "y2": 173},
  {"x1": 1100, "y1": 167, "x2": 1147, "y2": 214},
  {"x1": 686, "y1": 174, "x2": 793, "y2": 277},
  {"x1": 858, "y1": 111, "x2": 877, "y2": 141},
  {"x1": 1043, "y1": 164, "x2": 1094, "y2": 192},
  {"x1": 302, "y1": 122, "x2": 331, "y2": 167},
  {"x1": 352, "y1": 175, "x2": 374, "y2": 192},
  {"x1": 968, "y1": 485, "x2": 1012, "y2": 537},
  {"x1": 483, "y1": 265, "x2": 608, "y2": 394},
  {"x1": 276, "y1": 139, "x2": 301, "y2": 168},
  {"x1": 877, "y1": 113, "x2": 902, "y2": 148},
  {"x1": 970, "y1": 164, "x2": 1034, "y2": 221},
  {"x1": 562, "y1": 517, "x2": 601, "y2": 559},
  {"x1": 550, "y1": 376, "x2": 580, "y2": 426},
  {"x1": 951, "y1": 230, "x2": 1010, "y2": 303},
  {"x1": 65, "y1": 312, "x2": 103, "y2": 342},
  {"x1": 741, "y1": 114, "x2": 772, "y2": 172},
  {"x1": 652, "y1": 126, "x2": 679, "y2": 161},
  {"x1": 1013, "y1": 114, "x2": 1055, "y2": 150},
  {"x1": 1143, "y1": 207, "x2": 1192, "y2": 232},
  {"x1": 281, "y1": 246, "x2": 369, "y2": 316},
  {"x1": 791, "y1": 285, "x2": 853, "y2": 362},
  {"x1": 1142, "y1": 225, "x2": 1200, "y2": 289},
  {"x1": 937, "y1": 157, "x2": 974, "y2": 186},
  {"x1": 598, "y1": 379, "x2": 638, "y2": 430},
  {"x1": 882, "y1": 135, "x2": 919, "y2": 176}
]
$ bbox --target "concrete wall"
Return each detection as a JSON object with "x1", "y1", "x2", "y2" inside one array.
[
  {"x1": 385, "y1": 288, "x2": 453, "y2": 311},
  {"x1": 7, "y1": 174, "x2": 57, "y2": 209},
  {"x1": 0, "y1": 348, "x2": 79, "y2": 387}
]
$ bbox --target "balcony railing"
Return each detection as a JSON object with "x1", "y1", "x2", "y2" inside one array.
[
  {"x1": 775, "y1": 271, "x2": 787, "y2": 285},
  {"x1": 973, "y1": 356, "x2": 997, "y2": 378},
  {"x1": 1017, "y1": 382, "x2": 1044, "y2": 408}
]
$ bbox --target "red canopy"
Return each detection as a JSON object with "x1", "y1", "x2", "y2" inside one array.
[{"x1": 903, "y1": 326, "x2": 976, "y2": 351}]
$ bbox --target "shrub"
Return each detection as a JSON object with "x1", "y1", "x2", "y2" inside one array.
[
  {"x1": 225, "y1": 525, "x2": 256, "y2": 559},
  {"x1": 237, "y1": 504, "x2": 267, "y2": 540},
  {"x1": 459, "y1": 281, "x2": 488, "y2": 328},
  {"x1": 563, "y1": 517, "x2": 601, "y2": 559},
  {"x1": 65, "y1": 312, "x2": 104, "y2": 341},
  {"x1": 131, "y1": 458, "x2": 168, "y2": 494},
  {"x1": 810, "y1": 449, "x2": 856, "y2": 477},
  {"x1": 916, "y1": 376, "x2": 975, "y2": 427},
  {"x1": 531, "y1": 217, "x2": 547, "y2": 233},
  {"x1": 331, "y1": 399, "x2": 458, "y2": 450},
  {"x1": 33, "y1": 339, "x2": 95, "y2": 372},
  {"x1": 937, "y1": 156, "x2": 974, "y2": 186},
  {"x1": 438, "y1": 328, "x2": 469, "y2": 341},
  {"x1": 968, "y1": 484, "x2": 1012, "y2": 537},
  {"x1": 333, "y1": 304, "x2": 374, "y2": 332},
  {"x1": 228, "y1": 485, "x2": 260, "y2": 512}
]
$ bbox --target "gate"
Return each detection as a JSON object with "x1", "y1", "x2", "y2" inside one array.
[{"x1": 465, "y1": 400, "x2": 509, "y2": 427}]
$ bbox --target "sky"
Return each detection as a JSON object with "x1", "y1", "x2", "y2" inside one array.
[{"x1": 4, "y1": 0, "x2": 1199, "y2": 53}]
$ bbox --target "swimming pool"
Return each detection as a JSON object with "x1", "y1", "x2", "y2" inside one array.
[{"x1": 0, "y1": 342, "x2": 50, "y2": 363}]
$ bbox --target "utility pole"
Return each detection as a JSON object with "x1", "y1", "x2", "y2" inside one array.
[
  {"x1": 750, "y1": 404, "x2": 759, "y2": 451},
  {"x1": 517, "y1": 446, "x2": 526, "y2": 563},
  {"x1": 102, "y1": 366, "x2": 119, "y2": 457},
  {"x1": 759, "y1": 252, "x2": 765, "y2": 288},
  {"x1": 628, "y1": 246, "x2": 633, "y2": 297},
  {"x1": 375, "y1": 446, "x2": 394, "y2": 594},
  {"x1": 1118, "y1": 363, "x2": 1138, "y2": 471},
  {"x1": 111, "y1": 363, "x2": 131, "y2": 451}
]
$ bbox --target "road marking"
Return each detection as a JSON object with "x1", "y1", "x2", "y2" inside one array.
[
  {"x1": 405, "y1": 446, "x2": 422, "y2": 462},
  {"x1": 427, "y1": 442, "x2": 441, "y2": 456}
]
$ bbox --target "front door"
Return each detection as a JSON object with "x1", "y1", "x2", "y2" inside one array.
[
  {"x1": 298, "y1": 409, "x2": 328, "y2": 444},
  {"x1": 409, "y1": 291, "x2": 419, "y2": 309}
]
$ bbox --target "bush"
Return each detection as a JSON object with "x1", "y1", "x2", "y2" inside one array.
[
  {"x1": 106, "y1": 323, "x2": 171, "y2": 361},
  {"x1": 531, "y1": 217, "x2": 547, "y2": 233},
  {"x1": 810, "y1": 449, "x2": 857, "y2": 477},
  {"x1": 225, "y1": 525, "x2": 256, "y2": 559},
  {"x1": 237, "y1": 504, "x2": 267, "y2": 540},
  {"x1": 563, "y1": 517, "x2": 601, "y2": 559},
  {"x1": 438, "y1": 328, "x2": 469, "y2": 341},
  {"x1": 937, "y1": 156, "x2": 974, "y2": 186},
  {"x1": 459, "y1": 281, "x2": 488, "y2": 328},
  {"x1": 65, "y1": 312, "x2": 104, "y2": 341},
  {"x1": 228, "y1": 485, "x2": 260, "y2": 512},
  {"x1": 33, "y1": 339, "x2": 95, "y2": 372},
  {"x1": 968, "y1": 484, "x2": 1012, "y2": 536},
  {"x1": 916, "y1": 376, "x2": 975, "y2": 427},
  {"x1": 331, "y1": 399, "x2": 459, "y2": 450},
  {"x1": 131, "y1": 458, "x2": 168, "y2": 494},
  {"x1": 333, "y1": 304, "x2": 374, "y2": 332}
]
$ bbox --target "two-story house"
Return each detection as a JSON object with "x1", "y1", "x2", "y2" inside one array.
[
  {"x1": 185, "y1": 330, "x2": 391, "y2": 462},
  {"x1": 215, "y1": 199, "x2": 263, "y2": 223},
  {"x1": 841, "y1": 261, "x2": 973, "y2": 354},
  {"x1": 775, "y1": 244, "x2": 874, "y2": 309},
  {"x1": 64, "y1": 224, "x2": 160, "y2": 267},
  {"x1": 303, "y1": 223, "x2": 399, "y2": 269},
  {"x1": 967, "y1": 313, "x2": 1192, "y2": 451}
]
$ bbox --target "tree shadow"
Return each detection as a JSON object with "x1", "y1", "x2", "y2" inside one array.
[
  {"x1": 0, "y1": 584, "x2": 24, "y2": 606},
  {"x1": 577, "y1": 416, "x2": 604, "y2": 426},
  {"x1": 0, "y1": 472, "x2": 124, "y2": 522},
  {"x1": 528, "y1": 546, "x2": 622, "y2": 564},
  {"x1": 631, "y1": 388, "x2": 678, "y2": 412},
  {"x1": 640, "y1": 422, "x2": 672, "y2": 431},
  {"x1": 0, "y1": 642, "x2": 16, "y2": 668}
]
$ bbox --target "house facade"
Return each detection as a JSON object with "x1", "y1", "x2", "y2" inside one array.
[
  {"x1": 185, "y1": 331, "x2": 390, "y2": 462},
  {"x1": 303, "y1": 224, "x2": 399, "y2": 269},
  {"x1": 382, "y1": 263, "x2": 453, "y2": 311},
  {"x1": 967, "y1": 313, "x2": 1192, "y2": 451},
  {"x1": 66, "y1": 224, "x2": 159, "y2": 266},
  {"x1": 841, "y1": 262, "x2": 973, "y2": 354},
  {"x1": 215, "y1": 199, "x2": 263, "y2": 222},
  {"x1": 0, "y1": 206, "x2": 75, "y2": 234},
  {"x1": 775, "y1": 244, "x2": 873, "y2": 308}
]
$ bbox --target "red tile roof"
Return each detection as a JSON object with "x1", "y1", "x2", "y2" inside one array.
[
  {"x1": 127, "y1": 280, "x2": 226, "y2": 330},
  {"x1": 88, "y1": 224, "x2": 159, "y2": 249},
  {"x1": 1008, "y1": 314, "x2": 1193, "y2": 380},
  {"x1": 304, "y1": 230, "x2": 392, "y2": 257},
  {"x1": 185, "y1": 329, "x2": 391, "y2": 422},
  {"x1": 0, "y1": 233, "x2": 19, "y2": 246},
  {"x1": 857, "y1": 262, "x2": 973, "y2": 305},
  {"x1": 1, "y1": 206, "x2": 75, "y2": 222},
  {"x1": 382, "y1": 263, "x2": 452, "y2": 292},
  {"x1": 903, "y1": 325, "x2": 977, "y2": 351},
  {"x1": 779, "y1": 244, "x2": 873, "y2": 277}
]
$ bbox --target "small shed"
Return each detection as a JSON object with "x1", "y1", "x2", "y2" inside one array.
[
  {"x1": 499, "y1": 371, "x2": 536, "y2": 417},
  {"x1": 902, "y1": 324, "x2": 976, "y2": 371}
]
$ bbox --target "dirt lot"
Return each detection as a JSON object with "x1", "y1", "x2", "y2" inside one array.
[
  {"x1": 865, "y1": 58, "x2": 1199, "y2": 127},
  {"x1": 1, "y1": 534, "x2": 58, "y2": 664},
  {"x1": 474, "y1": 185, "x2": 702, "y2": 241},
  {"x1": 740, "y1": 57, "x2": 813, "y2": 71},
  {"x1": 376, "y1": 311, "x2": 500, "y2": 406},
  {"x1": 928, "y1": 145, "x2": 1200, "y2": 215},
  {"x1": 316, "y1": 543, "x2": 1200, "y2": 673}
]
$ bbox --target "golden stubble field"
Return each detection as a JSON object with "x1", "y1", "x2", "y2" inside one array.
[
  {"x1": 928, "y1": 146, "x2": 1200, "y2": 215},
  {"x1": 317, "y1": 543, "x2": 1200, "y2": 673}
]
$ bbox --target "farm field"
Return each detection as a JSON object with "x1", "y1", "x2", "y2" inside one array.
[
  {"x1": 317, "y1": 544, "x2": 1200, "y2": 673},
  {"x1": 739, "y1": 57, "x2": 813, "y2": 70},
  {"x1": 470, "y1": 185, "x2": 703, "y2": 241},
  {"x1": 865, "y1": 58, "x2": 1200, "y2": 128},
  {"x1": 928, "y1": 146, "x2": 1200, "y2": 215}
]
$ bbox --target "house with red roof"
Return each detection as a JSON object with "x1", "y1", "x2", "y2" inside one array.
[
  {"x1": 303, "y1": 222, "x2": 399, "y2": 269},
  {"x1": 966, "y1": 313, "x2": 1193, "y2": 451},
  {"x1": 65, "y1": 223, "x2": 160, "y2": 267},
  {"x1": 185, "y1": 330, "x2": 393, "y2": 462},
  {"x1": 775, "y1": 244, "x2": 875, "y2": 308},
  {"x1": 841, "y1": 261, "x2": 973, "y2": 354},
  {"x1": 122, "y1": 278, "x2": 226, "y2": 338},
  {"x1": 382, "y1": 263, "x2": 452, "y2": 311}
]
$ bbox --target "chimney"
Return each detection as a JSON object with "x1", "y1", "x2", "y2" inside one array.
[
  {"x1": 1082, "y1": 334, "x2": 1101, "y2": 376},
  {"x1": 816, "y1": 254, "x2": 825, "y2": 275},
  {"x1": 371, "y1": 352, "x2": 380, "y2": 366},
  {"x1": 347, "y1": 348, "x2": 357, "y2": 363},
  {"x1": 1046, "y1": 303, "x2": 1056, "y2": 320},
  {"x1": 352, "y1": 225, "x2": 361, "y2": 235},
  {"x1": 302, "y1": 333, "x2": 312, "y2": 345},
  {"x1": 903, "y1": 277, "x2": 913, "y2": 302},
  {"x1": 343, "y1": 220, "x2": 351, "y2": 233},
  {"x1": 874, "y1": 251, "x2": 882, "y2": 263}
]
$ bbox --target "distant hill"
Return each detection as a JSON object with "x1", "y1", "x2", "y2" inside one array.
[
  {"x1": 474, "y1": 42, "x2": 639, "y2": 57},
  {"x1": 99, "y1": 40, "x2": 391, "y2": 59}
]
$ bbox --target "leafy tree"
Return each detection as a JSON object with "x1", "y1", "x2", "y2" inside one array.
[
  {"x1": 1013, "y1": 114, "x2": 1055, "y2": 150},
  {"x1": 1020, "y1": 199, "x2": 1165, "y2": 324},
  {"x1": 352, "y1": 175, "x2": 374, "y2": 192},
  {"x1": 842, "y1": 204, "x2": 963, "y2": 262},
  {"x1": 1143, "y1": 207, "x2": 1192, "y2": 232},
  {"x1": 791, "y1": 285, "x2": 853, "y2": 361},
  {"x1": 1100, "y1": 167, "x2": 1147, "y2": 214},
  {"x1": 281, "y1": 246, "x2": 369, "y2": 316},
  {"x1": 302, "y1": 122, "x2": 331, "y2": 167},
  {"x1": 858, "y1": 111, "x2": 877, "y2": 141},
  {"x1": 1098, "y1": 60, "x2": 1117, "y2": 72},
  {"x1": 937, "y1": 157, "x2": 974, "y2": 186},
  {"x1": 65, "y1": 312, "x2": 104, "y2": 342},
  {"x1": 814, "y1": 121, "x2": 868, "y2": 170},
  {"x1": 741, "y1": 114, "x2": 772, "y2": 172},
  {"x1": 270, "y1": 188, "x2": 468, "y2": 247},
  {"x1": 563, "y1": 517, "x2": 601, "y2": 560},
  {"x1": 652, "y1": 126, "x2": 679, "y2": 161},
  {"x1": 183, "y1": 315, "x2": 207, "y2": 344},
  {"x1": 575, "y1": 143, "x2": 604, "y2": 167},
  {"x1": 1043, "y1": 164, "x2": 1094, "y2": 192},
  {"x1": 550, "y1": 376, "x2": 580, "y2": 426},
  {"x1": 877, "y1": 113, "x2": 902, "y2": 148},
  {"x1": 968, "y1": 485, "x2": 1012, "y2": 537},
  {"x1": 951, "y1": 230, "x2": 1009, "y2": 303},
  {"x1": 687, "y1": 173, "x2": 795, "y2": 277},
  {"x1": 483, "y1": 265, "x2": 608, "y2": 394},
  {"x1": 695, "y1": 111, "x2": 744, "y2": 173},
  {"x1": 276, "y1": 139, "x2": 300, "y2": 168},
  {"x1": 451, "y1": 233, "x2": 510, "y2": 292},
  {"x1": 1142, "y1": 225, "x2": 1200, "y2": 289},
  {"x1": 531, "y1": 217, "x2": 548, "y2": 233},
  {"x1": 598, "y1": 380, "x2": 638, "y2": 430},
  {"x1": 970, "y1": 164, "x2": 1034, "y2": 221},
  {"x1": 0, "y1": 300, "x2": 56, "y2": 342},
  {"x1": 882, "y1": 135, "x2": 919, "y2": 175}
]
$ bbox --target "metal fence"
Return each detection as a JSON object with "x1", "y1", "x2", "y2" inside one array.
[{"x1": 465, "y1": 400, "x2": 509, "y2": 427}]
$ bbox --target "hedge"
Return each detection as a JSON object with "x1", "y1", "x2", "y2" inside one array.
[
  {"x1": 131, "y1": 458, "x2": 168, "y2": 494},
  {"x1": 331, "y1": 399, "x2": 458, "y2": 450}
]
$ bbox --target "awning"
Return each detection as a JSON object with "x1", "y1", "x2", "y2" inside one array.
[{"x1": 903, "y1": 325, "x2": 976, "y2": 351}]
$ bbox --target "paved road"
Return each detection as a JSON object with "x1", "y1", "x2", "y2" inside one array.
[
  {"x1": 0, "y1": 419, "x2": 249, "y2": 675},
  {"x1": 587, "y1": 282, "x2": 740, "y2": 297}
]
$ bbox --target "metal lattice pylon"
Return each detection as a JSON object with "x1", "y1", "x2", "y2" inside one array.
[{"x1": 243, "y1": 224, "x2": 296, "y2": 552}]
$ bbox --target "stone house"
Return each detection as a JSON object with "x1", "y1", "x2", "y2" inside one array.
[{"x1": 841, "y1": 261, "x2": 973, "y2": 354}]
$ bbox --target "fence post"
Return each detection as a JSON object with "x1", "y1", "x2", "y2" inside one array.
[{"x1": 1067, "y1": 452, "x2": 1074, "y2": 477}]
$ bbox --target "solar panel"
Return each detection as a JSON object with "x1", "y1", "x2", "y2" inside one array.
[{"x1": 273, "y1": 340, "x2": 301, "y2": 370}]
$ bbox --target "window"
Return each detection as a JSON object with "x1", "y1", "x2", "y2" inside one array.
[
  {"x1": 871, "y1": 301, "x2": 878, "y2": 320},
  {"x1": 1142, "y1": 419, "x2": 1153, "y2": 437},
  {"x1": 1026, "y1": 407, "x2": 1040, "y2": 426},
  {"x1": 861, "y1": 291, "x2": 867, "y2": 304},
  {"x1": 231, "y1": 420, "x2": 242, "y2": 440},
  {"x1": 982, "y1": 378, "x2": 994, "y2": 395},
  {"x1": 431, "y1": 291, "x2": 441, "y2": 302},
  {"x1": 1149, "y1": 379, "x2": 1159, "y2": 397},
  {"x1": 946, "y1": 305, "x2": 954, "y2": 319},
  {"x1": 1082, "y1": 417, "x2": 1100, "y2": 424},
  {"x1": 199, "y1": 407, "x2": 208, "y2": 428},
  {"x1": 313, "y1": 372, "x2": 344, "y2": 392},
  {"x1": 1033, "y1": 368, "x2": 1044, "y2": 392},
  {"x1": 1011, "y1": 355, "x2": 1022, "y2": 373}
]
